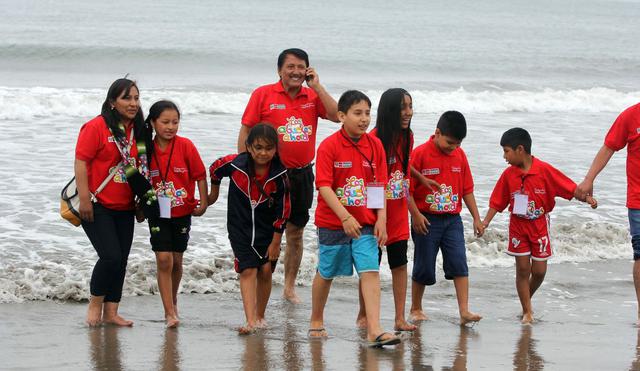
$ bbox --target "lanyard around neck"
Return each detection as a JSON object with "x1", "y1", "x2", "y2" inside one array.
[
  {"x1": 153, "y1": 139, "x2": 176, "y2": 188},
  {"x1": 340, "y1": 129, "x2": 376, "y2": 182}
]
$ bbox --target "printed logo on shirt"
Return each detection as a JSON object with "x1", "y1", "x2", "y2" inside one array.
[
  {"x1": 422, "y1": 168, "x2": 440, "y2": 176},
  {"x1": 451, "y1": 166, "x2": 462, "y2": 173},
  {"x1": 150, "y1": 170, "x2": 160, "y2": 177},
  {"x1": 334, "y1": 161, "x2": 352, "y2": 168},
  {"x1": 269, "y1": 103, "x2": 286, "y2": 110},
  {"x1": 534, "y1": 188, "x2": 546, "y2": 195},
  {"x1": 524, "y1": 201, "x2": 544, "y2": 220},
  {"x1": 300, "y1": 102, "x2": 315, "y2": 109},
  {"x1": 362, "y1": 160, "x2": 376, "y2": 168},
  {"x1": 155, "y1": 181, "x2": 187, "y2": 207},
  {"x1": 277, "y1": 116, "x2": 312, "y2": 142},
  {"x1": 173, "y1": 167, "x2": 188, "y2": 173},
  {"x1": 389, "y1": 156, "x2": 397, "y2": 165},
  {"x1": 336, "y1": 176, "x2": 366, "y2": 207},
  {"x1": 386, "y1": 170, "x2": 408, "y2": 200},
  {"x1": 113, "y1": 158, "x2": 137, "y2": 183},
  {"x1": 425, "y1": 184, "x2": 459, "y2": 212}
]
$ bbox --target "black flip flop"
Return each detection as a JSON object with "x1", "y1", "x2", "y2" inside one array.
[{"x1": 368, "y1": 332, "x2": 401, "y2": 347}]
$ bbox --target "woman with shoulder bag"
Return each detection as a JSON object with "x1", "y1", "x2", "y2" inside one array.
[{"x1": 74, "y1": 78, "x2": 154, "y2": 326}]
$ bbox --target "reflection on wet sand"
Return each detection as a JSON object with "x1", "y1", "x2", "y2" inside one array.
[
  {"x1": 357, "y1": 334, "x2": 406, "y2": 371},
  {"x1": 241, "y1": 332, "x2": 269, "y2": 370},
  {"x1": 89, "y1": 326, "x2": 123, "y2": 371},
  {"x1": 159, "y1": 329, "x2": 181, "y2": 371},
  {"x1": 282, "y1": 304, "x2": 303, "y2": 370},
  {"x1": 309, "y1": 336, "x2": 325, "y2": 371},
  {"x1": 444, "y1": 326, "x2": 477, "y2": 371},
  {"x1": 630, "y1": 329, "x2": 640, "y2": 371},
  {"x1": 513, "y1": 325, "x2": 544, "y2": 370}
]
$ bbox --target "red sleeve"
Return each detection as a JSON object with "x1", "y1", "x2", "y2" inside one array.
[
  {"x1": 489, "y1": 170, "x2": 511, "y2": 212},
  {"x1": 75, "y1": 119, "x2": 102, "y2": 162},
  {"x1": 315, "y1": 93, "x2": 328, "y2": 120},
  {"x1": 240, "y1": 88, "x2": 263, "y2": 128},
  {"x1": 209, "y1": 154, "x2": 238, "y2": 184},
  {"x1": 186, "y1": 140, "x2": 206, "y2": 182},
  {"x1": 461, "y1": 150, "x2": 474, "y2": 196},
  {"x1": 409, "y1": 145, "x2": 422, "y2": 194},
  {"x1": 546, "y1": 163, "x2": 577, "y2": 200},
  {"x1": 604, "y1": 106, "x2": 636, "y2": 151},
  {"x1": 315, "y1": 140, "x2": 334, "y2": 189},
  {"x1": 374, "y1": 138, "x2": 388, "y2": 184}
]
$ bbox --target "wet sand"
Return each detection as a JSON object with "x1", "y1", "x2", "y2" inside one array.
[{"x1": 2, "y1": 259, "x2": 640, "y2": 370}]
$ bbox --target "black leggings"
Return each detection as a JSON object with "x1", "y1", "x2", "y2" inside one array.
[{"x1": 82, "y1": 203, "x2": 135, "y2": 303}]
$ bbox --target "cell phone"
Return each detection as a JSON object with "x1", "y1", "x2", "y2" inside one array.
[{"x1": 305, "y1": 74, "x2": 312, "y2": 82}]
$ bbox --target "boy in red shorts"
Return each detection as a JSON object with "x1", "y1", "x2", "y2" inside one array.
[{"x1": 483, "y1": 128, "x2": 597, "y2": 324}]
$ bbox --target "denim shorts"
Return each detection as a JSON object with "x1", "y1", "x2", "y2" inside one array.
[
  {"x1": 411, "y1": 213, "x2": 468, "y2": 285},
  {"x1": 317, "y1": 226, "x2": 379, "y2": 279},
  {"x1": 629, "y1": 209, "x2": 640, "y2": 260}
]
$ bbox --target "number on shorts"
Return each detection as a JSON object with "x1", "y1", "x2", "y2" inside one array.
[{"x1": 537, "y1": 236, "x2": 549, "y2": 254}]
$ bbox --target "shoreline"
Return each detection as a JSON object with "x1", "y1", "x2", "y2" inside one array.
[{"x1": 2, "y1": 259, "x2": 640, "y2": 369}]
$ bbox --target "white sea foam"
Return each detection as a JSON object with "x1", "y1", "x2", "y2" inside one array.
[{"x1": 1, "y1": 86, "x2": 638, "y2": 121}]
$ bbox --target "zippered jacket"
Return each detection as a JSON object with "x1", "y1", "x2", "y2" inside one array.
[{"x1": 209, "y1": 152, "x2": 290, "y2": 248}]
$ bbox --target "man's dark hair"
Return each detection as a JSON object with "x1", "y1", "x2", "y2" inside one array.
[
  {"x1": 277, "y1": 48, "x2": 309, "y2": 69},
  {"x1": 500, "y1": 127, "x2": 532, "y2": 154},
  {"x1": 338, "y1": 90, "x2": 371, "y2": 113},
  {"x1": 436, "y1": 111, "x2": 467, "y2": 141}
]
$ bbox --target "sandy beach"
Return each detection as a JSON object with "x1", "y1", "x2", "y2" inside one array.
[{"x1": 2, "y1": 259, "x2": 639, "y2": 370}]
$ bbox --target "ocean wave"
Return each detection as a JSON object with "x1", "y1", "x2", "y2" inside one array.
[
  {"x1": 0, "y1": 221, "x2": 630, "y2": 303},
  {"x1": 0, "y1": 86, "x2": 638, "y2": 121}
]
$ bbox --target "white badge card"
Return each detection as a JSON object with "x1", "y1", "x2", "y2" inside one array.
[
  {"x1": 513, "y1": 193, "x2": 529, "y2": 216},
  {"x1": 158, "y1": 195, "x2": 172, "y2": 219},
  {"x1": 366, "y1": 182, "x2": 385, "y2": 209}
]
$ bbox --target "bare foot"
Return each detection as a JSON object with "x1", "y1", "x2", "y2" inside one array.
[
  {"x1": 238, "y1": 324, "x2": 256, "y2": 335},
  {"x1": 86, "y1": 302, "x2": 103, "y2": 327},
  {"x1": 521, "y1": 312, "x2": 534, "y2": 324},
  {"x1": 173, "y1": 304, "x2": 179, "y2": 319},
  {"x1": 460, "y1": 311, "x2": 483, "y2": 326},
  {"x1": 102, "y1": 315, "x2": 134, "y2": 327},
  {"x1": 165, "y1": 315, "x2": 180, "y2": 328},
  {"x1": 308, "y1": 328, "x2": 328, "y2": 338},
  {"x1": 283, "y1": 289, "x2": 301, "y2": 304},
  {"x1": 409, "y1": 309, "x2": 429, "y2": 322},
  {"x1": 394, "y1": 319, "x2": 417, "y2": 332},
  {"x1": 355, "y1": 316, "x2": 368, "y2": 329},
  {"x1": 255, "y1": 318, "x2": 268, "y2": 329}
]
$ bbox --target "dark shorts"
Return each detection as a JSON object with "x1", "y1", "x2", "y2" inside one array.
[
  {"x1": 287, "y1": 165, "x2": 314, "y2": 228},
  {"x1": 411, "y1": 213, "x2": 468, "y2": 285},
  {"x1": 148, "y1": 215, "x2": 192, "y2": 253},
  {"x1": 378, "y1": 240, "x2": 408, "y2": 270},
  {"x1": 231, "y1": 243, "x2": 277, "y2": 273},
  {"x1": 629, "y1": 209, "x2": 640, "y2": 260}
]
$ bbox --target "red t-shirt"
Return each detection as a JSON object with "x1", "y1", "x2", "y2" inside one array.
[
  {"x1": 489, "y1": 157, "x2": 576, "y2": 219},
  {"x1": 241, "y1": 81, "x2": 328, "y2": 168},
  {"x1": 370, "y1": 128, "x2": 414, "y2": 244},
  {"x1": 604, "y1": 103, "x2": 640, "y2": 209},
  {"x1": 315, "y1": 128, "x2": 388, "y2": 230},
  {"x1": 150, "y1": 135, "x2": 206, "y2": 217},
  {"x1": 75, "y1": 116, "x2": 137, "y2": 211},
  {"x1": 410, "y1": 136, "x2": 474, "y2": 215}
]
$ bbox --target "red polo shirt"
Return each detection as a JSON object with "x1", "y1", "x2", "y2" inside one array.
[
  {"x1": 150, "y1": 135, "x2": 206, "y2": 217},
  {"x1": 241, "y1": 81, "x2": 328, "y2": 168},
  {"x1": 489, "y1": 157, "x2": 576, "y2": 219},
  {"x1": 370, "y1": 128, "x2": 414, "y2": 244},
  {"x1": 410, "y1": 136, "x2": 473, "y2": 215},
  {"x1": 315, "y1": 128, "x2": 388, "y2": 230},
  {"x1": 604, "y1": 103, "x2": 640, "y2": 209},
  {"x1": 75, "y1": 116, "x2": 137, "y2": 211}
]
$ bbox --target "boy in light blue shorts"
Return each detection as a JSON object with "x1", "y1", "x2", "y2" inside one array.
[{"x1": 309, "y1": 90, "x2": 400, "y2": 347}]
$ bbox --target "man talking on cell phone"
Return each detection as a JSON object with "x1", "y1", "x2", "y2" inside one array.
[{"x1": 238, "y1": 48, "x2": 339, "y2": 303}]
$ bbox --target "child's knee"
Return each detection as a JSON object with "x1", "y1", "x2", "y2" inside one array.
[
  {"x1": 156, "y1": 254, "x2": 173, "y2": 271},
  {"x1": 240, "y1": 267, "x2": 258, "y2": 278}
]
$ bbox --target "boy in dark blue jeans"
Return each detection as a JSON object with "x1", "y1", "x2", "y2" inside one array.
[{"x1": 408, "y1": 111, "x2": 484, "y2": 325}]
